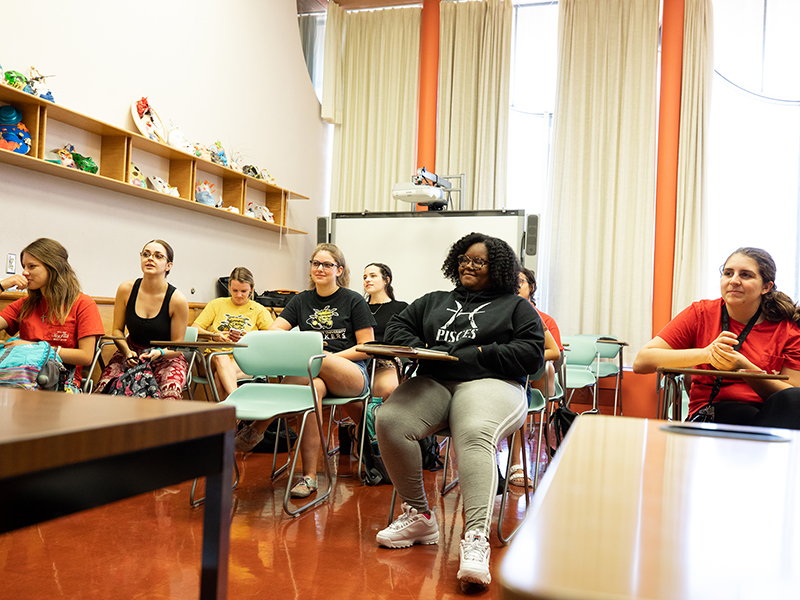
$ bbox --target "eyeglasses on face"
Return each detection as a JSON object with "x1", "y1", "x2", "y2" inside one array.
[
  {"x1": 310, "y1": 260, "x2": 338, "y2": 271},
  {"x1": 457, "y1": 254, "x2": 489, "y2": 269},
  {"x1": 140, "y1": 251, "x2": 167, "y2": 261}
]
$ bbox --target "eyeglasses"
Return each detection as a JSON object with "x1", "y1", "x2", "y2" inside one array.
[
  {"x1": 310, "y1": 260, "x2": 338, "y2": 271},
  {"x1": 457, "y1": 255, "x2": 489, "y2": 269},
  {"x1": 140, "y1": 251, "x2": 167, "y2": 261}
]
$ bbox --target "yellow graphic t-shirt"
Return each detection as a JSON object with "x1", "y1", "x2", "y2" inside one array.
[{"x1": 192, "y1": 297, "x2": 274, "y2": 353}]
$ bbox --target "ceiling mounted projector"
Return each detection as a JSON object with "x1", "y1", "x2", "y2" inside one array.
[{"x1": 392, "y1": 182, "x2": 446, "y2": 207}]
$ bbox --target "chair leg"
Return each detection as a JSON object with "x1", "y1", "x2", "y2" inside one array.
[
  {"x1": 271, "y1": 418, "x2": 294, "y2": 481},
  {"x1": 388, "y1": 487, "x2": 398, "y2": 527},
  {"x1": 497, "y1": 429, "x2": 531, "y2": 545},
  {"x1": 190, "y1": 459, "x2": 240, "y2": 508},
  {"x1": 440, "y1": 437, "x2": 459, "y2": 496},
  {"x1": 282, "y1": 407, "x2": 334, "y2": 518}
]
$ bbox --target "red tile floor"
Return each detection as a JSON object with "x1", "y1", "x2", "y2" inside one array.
[{"x1": 0, "y1": 426, "x2": 546, "y2": 599}]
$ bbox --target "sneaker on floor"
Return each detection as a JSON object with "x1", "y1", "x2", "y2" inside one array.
[
  {"x1": 235, "y1": 423, "x2": 264, "y2": 452},
  {"x1": 376, "y1": 502, "x2": 439, "y2": 548},
  {"x1": 290, "y1": 476, "x2": 318, "y2": 498},
  {"x1": 457, "y1": 530, "x2": 491, "y2": 586}
]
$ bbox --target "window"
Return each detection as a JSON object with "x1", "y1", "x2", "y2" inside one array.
[
  {"x1": 704, "y1": 0, "x2": 800, "y2": 300},
  {"x1": 506, "y1": 2, "x2": 559, "y2": 219}
]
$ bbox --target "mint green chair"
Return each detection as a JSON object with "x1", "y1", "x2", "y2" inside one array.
[
  {"x1": 561, "y1": 335, "x2": 600, "y2": 413},
  {"x1": 218, "y1": 330, "x2": 334, "y2": 517}
]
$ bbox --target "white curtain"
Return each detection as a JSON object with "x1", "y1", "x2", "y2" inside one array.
[
  {"x1": 545, "y1": 0, "x2": 660, "y2": 359},
  {"x1": 326, "y1": 6, "x2": 422, "y2": 212},
  {"x1": 321, "y1": 1, "x2": 345, "y2": 125},
  {"x1": 672, "y1": 0, "x2": 714, "y2": 315},
  {"x1": 436, "y1": 0, "x2": 512, "y2": 209}
]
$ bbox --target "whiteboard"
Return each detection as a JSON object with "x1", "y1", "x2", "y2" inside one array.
[{"x1": 330, "y1": 210, "x2": 530, "y2": 303}]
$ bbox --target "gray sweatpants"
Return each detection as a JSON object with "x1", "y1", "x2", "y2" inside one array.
[{"x1": 376, "y1": 376, "x2": 527, "y2": 535}]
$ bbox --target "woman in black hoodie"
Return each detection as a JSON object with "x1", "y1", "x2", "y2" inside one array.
[{"x1": 374, "y1": 232, "x2": 545, "y2": 588}]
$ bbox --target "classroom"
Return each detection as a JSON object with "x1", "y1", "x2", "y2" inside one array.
[{"x1": 2, "y1": 0, "x2": 800, "y2": 598}]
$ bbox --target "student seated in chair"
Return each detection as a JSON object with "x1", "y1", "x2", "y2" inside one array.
[
  {"x1": 0, "y1": 238, "x2": 104, "y2": 391},
  {"x1": 235, "y1": 243, "x2": 375, "y2": 499},
  {"x1": 192, "y1": 267, "x2": 274, "y2": 401},
  {"x1": 363, "y1": 262, "x2": 408, "y2": 401},
  {"x1": 374, "y1": 232, "x2": 545, "y2": 588},
  {"x1": 94, "y1": 239, "x2": 189, "y2": 400},
  {"x1": 508, "y1": 267, "x2": 562, "y2": 488},
  {"x1": 634, "y1": 247, "x2": 800, "y2": 427}
]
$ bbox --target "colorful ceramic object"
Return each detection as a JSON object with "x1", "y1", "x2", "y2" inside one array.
[
  {"x1": 0, "y1": 122, "x2": 31, "y2": 154},
  {"x1": 210, "y1": 141, "x2": 228, "y2": 167},
  {"x1": 147, "y1": 175, "x2": 179, "y2": 197},
  {"x1": 131, "y1": 97, "x2": 166, "y2": 143},
  {"x1": 195, "y1": 180, "x2": 216, "y2": 206},
  {"x1": 129, "y1": 163, "x2": 147, "y2": 188}
]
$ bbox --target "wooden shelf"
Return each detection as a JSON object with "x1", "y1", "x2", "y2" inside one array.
[{"x1": 0, "y1": 85, "x2": 307, "y2": 235}]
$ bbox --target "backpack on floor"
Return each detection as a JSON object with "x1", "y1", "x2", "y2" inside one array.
[
  {"x1": 361, "y1": 397, "x2": 393, "y2": 485},
  {"x1": 0, "y1": 338, "x2": 66, "y2": 391}
]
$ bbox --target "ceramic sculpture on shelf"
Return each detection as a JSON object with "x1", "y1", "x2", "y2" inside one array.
[
  {"x1": 147, "y1": 175, "x2": 180, "y2": 197},
  {"x1": 192, "y1": 142, "x2": 211, "y2": 161},
  {"x1": 167, "y1": 122, "x2": 193, "y2": 154},
  {"x1": 129, "y1": 163, "x2": 147, "y2": 188},
  {"x1": 28, "y1": 67, "x2": 55, "y2": 102},
  {"x1": 52, "y1": 146, "x2": 77, "y2": 169},
  {"x1": 3, "y1": 70, "x2": 34, "y2": 94},
  {"x1": 195, "y1": 180, "x2": 217, "y2": 206},
  {"x1": 228, "y1": 150, "x2": 244, "y2": 172},
  {"x1": 209, "y1": 141, "x2": 228, "y2": 167},
  {"x1": 131, "y1": 97, "x2": 166, "y2": 143},
  {"x1": 0, "y1": 105, "x2": 32, "y2": 154}
]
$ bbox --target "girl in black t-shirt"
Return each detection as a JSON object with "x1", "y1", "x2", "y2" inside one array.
[
  {"x1": 363, "y1": 262, "x2": 408, "y2": 401},
  {"x1": 235, "y1": 244, "x2": 375, "y2": 499}
]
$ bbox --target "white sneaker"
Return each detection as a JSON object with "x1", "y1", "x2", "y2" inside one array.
[
  {"x1": 376, "y1": 502, "x2": 439, "y2": 548},
  {"x1": 457, "y1": 530, "x2": 491, "y2": 586}
]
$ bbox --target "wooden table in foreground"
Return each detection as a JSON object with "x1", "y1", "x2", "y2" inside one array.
[
  {"x1": 0, "y1": 388, "x2": 236, "y2": 599},
  {"x1": 500, "y1": 415, "x2": 800, "y2": 600}
]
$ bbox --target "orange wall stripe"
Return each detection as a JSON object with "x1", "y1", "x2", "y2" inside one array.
[{"x1": 652, "y1": 0, "x2": 685, "y2": 335}]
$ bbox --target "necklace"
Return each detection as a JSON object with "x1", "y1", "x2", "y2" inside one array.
[{"x1": 369, "y1": 302, "x2": 386, "y2": 316}]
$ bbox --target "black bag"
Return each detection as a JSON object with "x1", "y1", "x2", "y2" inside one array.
[
  {"x1": 101, "y1": 359, "x2": 161, "y2": 398},
  {"x1": 216, "y1": 277, "x2": 230, "y2": 298},
  {"x1": 252, "y1": 419, "x2": 297, "y2": 453},
  {"x1": 549, "y1": 404, "x2": 578, "y2": 455},
  {"x1": 255, "y1": 290, "x2": 297, "y2": 308},
  {"x1": 419, "y1": 435, "x2": 444, "y2": 472}
]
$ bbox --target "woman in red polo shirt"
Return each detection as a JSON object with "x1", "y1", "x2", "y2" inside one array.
[
  {"x1": 634, "y1": 247, "x2": 800, "y2": 427},
  {"x1": 0, "y1": 238, "x2": 104, "y2": 390}
]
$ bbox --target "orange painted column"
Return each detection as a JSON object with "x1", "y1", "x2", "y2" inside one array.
[
  {"x1": 652, "y1": 0, "x2": 685, "y2": 335},
  {"x1": 415, "y1": 0, "x2": 440, "y2": 211}
]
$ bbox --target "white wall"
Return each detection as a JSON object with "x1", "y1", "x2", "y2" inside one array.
[{"x1": 0, "y1": 0, "x2": 329, "y2": 300}]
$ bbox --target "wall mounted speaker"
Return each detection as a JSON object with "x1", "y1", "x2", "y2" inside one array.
[
  {"x1": 317, "y1": 216, "x2": 329, "y2": 244},
  {"x1": 525, "y1": 214, "x2": 539, "y2": 256}
]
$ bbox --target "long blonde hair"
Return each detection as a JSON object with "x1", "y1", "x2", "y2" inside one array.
[{"x1": 19, "y1": 238, "x2": 82, "y2": 325}]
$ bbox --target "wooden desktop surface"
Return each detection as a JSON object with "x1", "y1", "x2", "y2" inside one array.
[
  {"x1": 500, "y1": 415, "x2": 800, "y2": 600},
  {"x1": 0, "y1": 388, "x2": 236, "y2": 599},
  {"x1": 0, "y1": 388, "x2": 235, "y2": 480}
]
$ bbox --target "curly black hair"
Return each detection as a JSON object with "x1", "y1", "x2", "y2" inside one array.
[{"x1": 441, "y1": 232, "x2": 520, "y2": 294}]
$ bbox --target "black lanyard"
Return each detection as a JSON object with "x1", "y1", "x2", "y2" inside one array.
[{"x1": 707, "y1": 305, "x2": 762, "y2": 403}]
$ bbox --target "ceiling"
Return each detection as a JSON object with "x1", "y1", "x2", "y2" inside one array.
[{"x1": 297, "y1": 0, "x2": 421, "y2": 14}]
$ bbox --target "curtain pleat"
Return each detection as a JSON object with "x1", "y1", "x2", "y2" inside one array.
[
  {"x1": 322, "y1": 1, "x2": 345, "y2": 125},
  {"x1": 436, "y1": 0, "x2": 512, "y2": 209},
  {"x1": 328, "y1": 7, "x2": 421, "y2": 212},
  {"x1": 545, "y1": 0, "x2": 659, "y2": 359},
  {"x1": 673, "y1": 0, "x2": 714, "y2": 314}
]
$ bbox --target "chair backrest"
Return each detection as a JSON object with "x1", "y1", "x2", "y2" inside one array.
[
  {"x1": 232, "y1": 330, "x2": 324, "y2": 378},
  {"x1": 561, "y1": 335, "x2": 599, "y2": 367},
  {"x1": 185, "y1": 326, "x2": 198, "y2": 342}
]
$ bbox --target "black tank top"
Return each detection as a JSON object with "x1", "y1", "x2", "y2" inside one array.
[{"x1": 126, "y1": 278, "x2": 176, "y2": 346}]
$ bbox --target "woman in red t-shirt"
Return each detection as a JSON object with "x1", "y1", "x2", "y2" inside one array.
[
  {"x1": 634, "y1": 247, "x2": 800, "y2": 427},
  {"x1": 0, "y1": 238, "x2": 104, "y2": 387}
]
